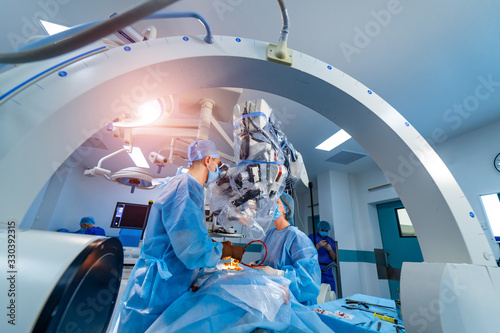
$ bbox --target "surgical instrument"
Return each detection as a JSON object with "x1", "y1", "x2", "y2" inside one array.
[
  {"x1": 374, "y1": 312, "x2": 399, "y2": 324},
  {"x1": 345, "y1": 298, "x2": 398, "y2": 312},
  {"x1": 342, "y1": 305, "x2": 388, "y2": 317},
  {"x1": 342, "y1": 305, "x2": 400, "y2": 325},
  {"x1": 394, "y1": 324, "x2": 405, "y2": 332}
]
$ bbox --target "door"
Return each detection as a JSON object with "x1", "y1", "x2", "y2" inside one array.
[{"x1": 376, "y1": 200, "x2": 423, "y2": 300}]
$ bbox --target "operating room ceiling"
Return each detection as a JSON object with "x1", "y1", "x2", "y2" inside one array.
[{"x1": 2, "y1": 0, "x2": 500, "y2": 186}]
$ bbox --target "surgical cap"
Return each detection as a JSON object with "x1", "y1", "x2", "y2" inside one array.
[
  {"x1": 186, "y1": 140, "x2": 220, "y2": 166},
  {"x1": 317, "y1": 220, "x2": 331, "y2": 230},
  {"x1": 80, "y1": 216, "x2": 95, "y2": 226},
  {"x1": 280, "y1": 192, "x2": 294, "y2": 225}
]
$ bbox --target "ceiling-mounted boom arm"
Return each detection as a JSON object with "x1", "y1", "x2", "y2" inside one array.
[{"x1": 0, "y1": 0, "x2": 181, "y2": 63}]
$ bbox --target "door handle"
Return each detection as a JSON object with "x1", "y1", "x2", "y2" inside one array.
[{"x1": 385, "y1": 252, "x2": 391, "y2": 268}]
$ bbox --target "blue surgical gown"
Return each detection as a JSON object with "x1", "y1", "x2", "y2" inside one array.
[
  {"x1": 72, "y1": 226, "x2": 105, "y2": 235},
  {"x1": 309, "y1": 233, "x2": 336, "y2": 292},
  {"x1": 111, "y1": 173, "x2": 223, "y2": 333},
  {"x1": 259, "y1": 226, "x2": 321, "y2": 305},
  {"x1": 85, "y1": 226, "x2": 106, "y2": 235}
]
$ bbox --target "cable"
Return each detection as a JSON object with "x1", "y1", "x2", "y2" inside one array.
[
  {"x1": 0, "y1": 0, "x2": 180, "y2": 63},
  {"x1": 149, "y1": 11, "x2": 214, "y2": 44},
  {"x1": 293, "y1": 190, "x2": 307, "y2": 231},
  {"x1": 240, "y1": 240, "x2": 267, "y2": 267},
  {"x1": 276, "y1": 0, "x2": 289, "y2": 42}
]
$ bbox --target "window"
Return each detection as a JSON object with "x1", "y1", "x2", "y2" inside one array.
[
  {"x1": 480, "y1": 193, "x2": 500, "y2": 242},
  {"x1": 395, "y1": 208, "x2": 416, "y2": 237}
]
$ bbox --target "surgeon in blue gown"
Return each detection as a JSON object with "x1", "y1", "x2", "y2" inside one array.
[
  {"x1": 111, "y1": 140, "x2": 245, "y2": 333},
  {"x1": 145, "y1": 193, "x2": 333, "y2": 333},
  {"x1": 72, "y1": 216, "x2": 106, "y2": 235},
  {"x1": 309, "y1": 220, "x2": 337, "y2": 293},
  {"x1": 253, "y1": 192, "x2": 322, "y2": 305}
]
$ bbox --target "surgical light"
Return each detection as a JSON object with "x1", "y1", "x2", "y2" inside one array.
[
  {"x1": 315, "y1": 129, "x2": 351, "y2": 151},
  {"x1": 113, "y1": 97, "x2": 172, "y2": 128},
  {"x1": 125, "y1": 145, "x2": 150, "y2": 168},
  {"x1": 111, "y1": 167, "x2": 155, "y2": 193},
  {"x1": 137, "y1": 99, "x2": 162, "y2": 122}
]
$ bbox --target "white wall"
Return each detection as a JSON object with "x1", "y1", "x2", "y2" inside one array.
[
  {"x1": 20, "y1": 177, "x2": 49, "y2": 229},
  {"x1": 317, "y1": 170, "x2": 362, "y2": 296},
  {"x1": 27, "y1": 165, "x2": 70, "y2": 231},
  {"x1": 433, "y1": 120, "x2": 500, "y2": 259},
  {"x1": 349, "y1": 168, "x2": 398, "y2": 253},
  {"x1": 348, "y1": 167, "x2": 398, "y2": 298},
  {"x1": 29, "y1": 162, "x2": 163, "y2": 237}
]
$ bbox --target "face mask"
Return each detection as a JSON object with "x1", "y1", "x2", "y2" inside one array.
[
  {"x1": 206, "y1": 159, "x2": 220, "y2": 184},
  {"x1": 319, "y1": 231, "x2": 328, "y2": 237},
  {"x1": 273, "y1": 205, "x2": 282, "y2": 220}
]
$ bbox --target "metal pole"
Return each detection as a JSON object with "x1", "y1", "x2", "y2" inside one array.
[
  {"x1": 335, "y1": 240, "x2": 342, "y2": 298},
  {"x1": 309, "y1": 182, "x2": 317, "y2": 245}
]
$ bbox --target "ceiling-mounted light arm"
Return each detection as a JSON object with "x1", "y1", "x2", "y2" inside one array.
[
  {"x1": 165, "y1": 138, "x2": 191, "y2": 165},
  {"x1": 0, "y1": 0, "x2": 181, "y2": 63},
  {"x1": 197, "y1": 98, "x2": 215, "y2": 140},
  {"x1": 168, "y1": 138, "x2": 177, "y2": 164},
  {"x1": 266, "y1": 0, "x2": 293, "y2": 65},
  {"x1": 218, "y1": 151, "x2": 235, "y2": 164},
  {"x1": 210, "y1": 116, "x2": 234, "y2": 150},
  {"x1": 84, "y1": 147, "x2": 127, "y2": 177},
  {"x1": 97, "y1": 148, "x2": 128, "y2": 169}
]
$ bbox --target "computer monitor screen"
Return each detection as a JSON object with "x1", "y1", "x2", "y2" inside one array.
[{"x1": 110, "y1": 202, "x2": 150, "y2": 230}]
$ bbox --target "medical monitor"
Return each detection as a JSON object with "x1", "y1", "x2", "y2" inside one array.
[{"x1": 110, "y1": 202, "x2": 150, "y2": 230}]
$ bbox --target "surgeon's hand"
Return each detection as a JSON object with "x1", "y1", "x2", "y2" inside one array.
[
  {"x1": 230, "y1": 244, "x2": 245, "y2": 262},
  {"x1": 253, "y1": 265, "x2": 284, "y2": 276},
  {"x1": 316, "y1": 240, "x2": 328, "y2": 248},
  {"x1": 221, "y1": 243, "x2": 245, "y2": 261}
]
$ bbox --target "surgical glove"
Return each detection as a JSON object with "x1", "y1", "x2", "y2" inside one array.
[
  {"x1": 221, "y1": 241, "x2": 232, "y2": 259},
  {"x1": 221, "y1": 243, "x2": 245, "y2": 261},
  {"x1": 253, "y1": 265, "x2": 284, "y2": 276},
  {"x1": 231, "y1": 244, "x2": 245, "y2": 262}
]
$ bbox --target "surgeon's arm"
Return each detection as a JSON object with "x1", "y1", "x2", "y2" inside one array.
[
  {"x1": 325, "y1": 243, "x2": 336, "y2": 261},
  {"x1": 165, "y1": 188, "x2": 222, "y2": 269}
]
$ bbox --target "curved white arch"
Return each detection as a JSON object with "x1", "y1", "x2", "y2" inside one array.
[{"x1": 0, "y1": 35, "x2": 494, "y2": 266}]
